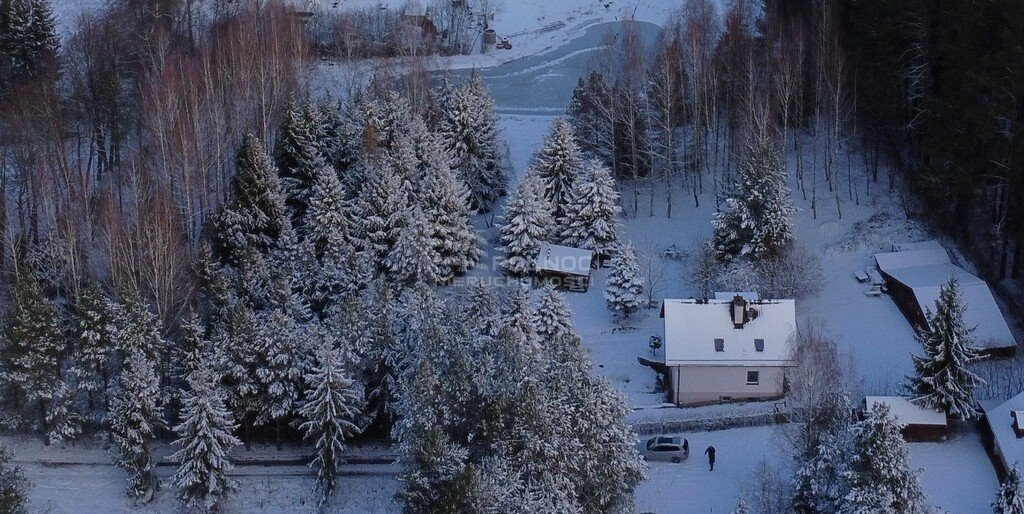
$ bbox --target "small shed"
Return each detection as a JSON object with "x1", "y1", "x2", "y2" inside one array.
[
  {"x1": 534, "y1": 243, "x2": 593, "y2": 292},
  {"x1": 874, "y1": 241, "x2": 1016, "y2": 354},
  {"x1": 865, "y1": 396, "x2": 948, "y2": 441}
]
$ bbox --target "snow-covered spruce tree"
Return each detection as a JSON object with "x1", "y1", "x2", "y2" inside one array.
[
  {"x1": 300, "y1": 162, "x2": 362, "y2": 315},
  {"x1": 299, "y1": 339, "x2": 364, "y2": 506},
  {"x1": 995, "y1": 466, "x2": 1024, "y2": 514},
  {"x1": 174, "y1": 310, "x2": 207, "y2": 384},
  {"x1": 842, "y1": 403, "x2": 925, "y2": 514},
  {"x1": 387, "y1": 206, "x2": 442, "y2": 285},
  {"x1": 417, "y1": 130, "x2": 481, "y2": 282},
  {"x1": 109, "y1": 349, "x2": 163, "y2": 498},
  {"x1": 355, "y1": 167, "x2": 410, "y2": 265},
  {"x1": 252, "y1": 302, "x2": 310, "y2": 448},
  {"x1": 560, "y1": 159, "x2": 622, "y2": 256},
  {"x1": 499, "y1": 172, "x2": 554, "y2": 278},
  {"x1": 2, "y1": 271, "x2": 78, "y2": 444},
  {"x1": 108, "y1": 290, "x2": 165, "y2": 360},
  {"x1": 274, "y1": 99, "x2": 328, "y2": 224},
  {"x1": 711, "y1": 133, "x2": 795, "y2": 261},
  {"x1": 0, "y1": 444, "x2": 29, "y2": 513},
  {"x1": 215, "y1": 133, "x2": 291, "y2": 265},
  {"x1": 439, "y1": 70, "x2": 507, "y2": 212},
  {"x1": 534, "y1": 117, "x2": 584, "y2": 220},
  {"x1": 69, "y1": 283, "x2": 114, "y2": 412},
  {"x1": 171, "y1": 365, "x2": 240, "y2": 511},
  {"x1": 3, "y1": 0, "x2": 58, "y2": 82},
  {"x1": 604, "y1": 242, "x2": 644, "y2": 319},
  {"x1": 317, "y1": 98, "x2": 344, "y2": 170},
  {"x1": 908, "y1": 277, "x2": 984, "y2": 420},
  {"x1": 358, "y1": 281, "x2": 399, "y2": 432}
]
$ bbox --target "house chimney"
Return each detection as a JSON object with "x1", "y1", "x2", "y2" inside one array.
[
  {"x1": 731, "y1": 295, "x2": 748, "y2": 329},
  {"x1": 1014, "y1": 411, "x2": 1024, "y2": 438}
]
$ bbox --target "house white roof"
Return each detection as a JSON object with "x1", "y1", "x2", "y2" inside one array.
[
  {"x1": 535, "y1": 244, "x2": 593, "y2": 276},
  {"x1": 874, "y1": 244, "x2": 1016, "y2": 350},
  {"x1": 865, "y1": 396, "x2": 947, "y2": 427},
  {"x1": 983, "y1": 391, "x2": 1024, "y2": 470},
  {"x1": 661, "y1": 298, "x2": 797, "y2": 367},
  {"x1": 713, "y1": 291, "x2": 760, "y2": 302}
]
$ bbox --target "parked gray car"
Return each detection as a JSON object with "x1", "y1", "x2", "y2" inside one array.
[{"x1": 637, "y1": 436, "x2": 689, "y2": 463}]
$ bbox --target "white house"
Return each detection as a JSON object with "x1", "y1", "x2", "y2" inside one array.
[
  {"x1": 874, "y1": 240, "x2": 1016, "y2": 353},
  {"x1": 660, "y1": 295, "x2": 797, "y2": 406},
  {"x1": 534, "y1": 243, "x2": 593, "y2": 292}
]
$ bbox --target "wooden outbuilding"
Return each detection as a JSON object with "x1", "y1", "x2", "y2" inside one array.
[
  {"x1": 865, "y1": 396, "x2": 949, "y2": 442},
  {"x1": 534, "y1": 243, "x2": 593, "y2": 292}
]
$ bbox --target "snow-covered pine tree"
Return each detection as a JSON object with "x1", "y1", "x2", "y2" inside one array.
[
  {"x1": 908, "y1": 277, "x2": 984, "y2": 420},
  {"x1": 108, "y1": 291, "x2": 165, "y2": 361},
  {"x1": 252, "y1": 304, "x2": 310, "y2": 448},
  {"x1": 417, "y1": 132, "x2": 481, "y2": 281},
  {"x1": 300, "y1": 162, "x2": 361, "y2": 315},
  {"x1": 109, "y1": 349, "x2": 163, "y2": 498},
  {"x1": 711, "y1": 132, "x2": 795, "y2": 261},
  {"x1": 0, "y1": 444, "x2": 28, "y2": 513},
  {"x1": 387, "y1": 206, "x2": 442, "y2": 285},
  {"x1": 2, "y1": 0, "x2": 57, "y2": 82},
  {"x1": 69, "y1": 283, "x2": 113, "y2": 412},
  {"x1": 842, "y1": 403, "x2": 925, "y2": 514},
  {"x1": 274, "y1": 99, "x2": 328, "y2": 224},
  {"x1": 439, "y1": 70, "x2": 507, "y2": 212},
  {"x1": 2, "y1": 271, "x2": 77, "y2": 443},
  {"x1": 170, "y1": 363, "x2": 240, "y2": 512},
  {"x1": 317, "y1": 98, "x2": 344, "y2": 170},
  {"x1": 175, "y1": 311, "x2": 207, "y2": 384},
  {"x1": 604, "y1": 242, "x2": 644, "y2": 319},
  {"x1": 299, "y1": 339, "x2": 364, "y2": 506},
  {"x1": 215, "y1": 133, "x2": 291, "y2": 265},
  {"x1": 532, "y1": 282, "x2": 581, "y2": 352},
  {"x1": 355, "y1": 167, "x2": 410, "y2": 265},
  {"x1": 995, "y1": 466, "x2": 1024, "y2": 514},
  {"x1": 499, "y1": 172, "x2": 554, "y2": 278},
  {"x1": 359, "y1": 281, "x2": 399, "y2": 431},
  {"x1": 534, "y1": 118, "x2": 584, "y2": 220},
  {"x1": 559, "y1": 159, "x2": 622, "y2": 256}
]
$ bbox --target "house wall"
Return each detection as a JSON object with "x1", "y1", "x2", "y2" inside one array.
[{"x1": 671, "y1": 365, "x2": 788, "y2": 406}]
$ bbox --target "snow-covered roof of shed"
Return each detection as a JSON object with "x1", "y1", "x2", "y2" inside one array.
[
  {"x1": 910, "y1": 280, "x2": 1015, "y2": 349},
  {"x1": 661, "y1": 299, "x2": 797, "y2": 367},
  {"x1": 891, "y1": 239, "x2": 946, "y2": 252},
  {"x1": 713, "y1": 291, "x2": 760, "y2": 302},
  {"x1": 984, "y1": 391, "x2": 1024, "y2": 470},
  {"x1": 875, "y1": 246, "x2": 1016, "y2": 350},
  {"x1": 875, "y1": 247, "x2": 951, "y2": 274},
  {"x1": 534, "y1": 244, "x2": 593, "y2": 276},
  {"x1": 865, "y1": 396, "x2": 947, "y2": 427}
]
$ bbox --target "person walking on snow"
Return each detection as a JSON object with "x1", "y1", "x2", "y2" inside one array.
[{"x1": 704, "y1": 445, "x2": 716, "y2": 471}]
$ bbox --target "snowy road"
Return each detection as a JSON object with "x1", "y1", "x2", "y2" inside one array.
[{"x1": 448, "y1": 20, "x2": 661, "y2": 115}]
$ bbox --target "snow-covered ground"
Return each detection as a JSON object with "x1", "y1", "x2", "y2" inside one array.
[{"x1": 633, "y1": 425, "x2": 998, "y2": 513}]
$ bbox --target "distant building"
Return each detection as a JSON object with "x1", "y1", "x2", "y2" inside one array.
[
  {"x1": 982, "y1": 391, "x2": 1024, "y2": 479},
  {"x1": 660, "y1": 295, "x2": 797, "y2": 406},
  {"x1": 874, "y1": 240, "x2": 1016, "y2": 354},
  {"x1": 865, "y1": 396, "x2": 948, "y2": 442},
  {"x1": 534, "y1": 243, "x2": 593, "y2": 292}
]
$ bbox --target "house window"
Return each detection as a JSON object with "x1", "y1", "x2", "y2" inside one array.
[
  {"x1": 714, "y1": 338, "x2": 724, "y2": 352},
  {"x1": 754, "y1": 338, "x2": 765, "y2": 352},
  {"x1": 746, "y1": 371, "x2": 760, "y2": 385}
]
